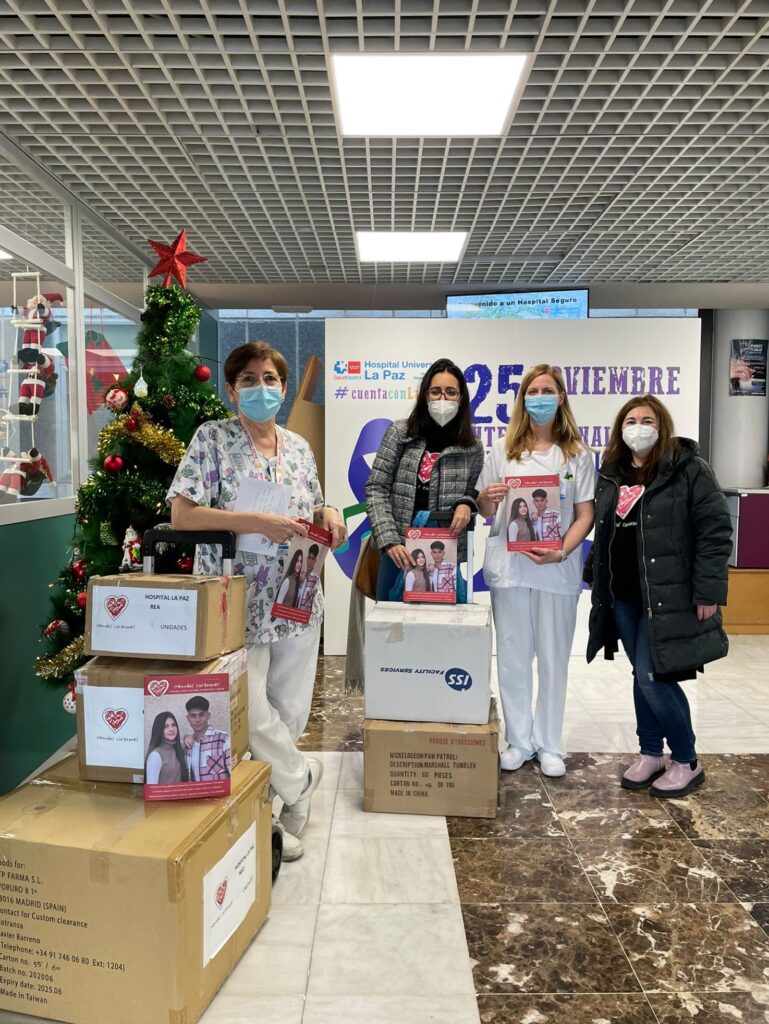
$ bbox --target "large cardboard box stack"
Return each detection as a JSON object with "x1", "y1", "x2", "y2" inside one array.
[
  {"x1": 79, "y1": 572, "x2": 249, "y2": 788},
  {"x1": 363, "y1": 600, "x2": 498, "y2": 817},
  {"x1": 0, "y1": 759, "x2": 272, "y2": 1024},
  {"x1": 74, "y1": 649, "x2": 249, "y2": 784}
]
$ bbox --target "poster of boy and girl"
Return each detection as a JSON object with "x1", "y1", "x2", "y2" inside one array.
[
  {"x1": 144, "y1": 681, "x2": 232, "y2": 802},
  {"x1": 402, "y1": 477, "x2": 562, "y2": 603}
]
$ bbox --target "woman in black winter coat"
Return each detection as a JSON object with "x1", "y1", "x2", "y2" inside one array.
[{"x1": 585, "y1": 395, "x2": 732, "y2": 798}]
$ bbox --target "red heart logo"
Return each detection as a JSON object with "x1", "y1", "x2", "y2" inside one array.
[
  {"x1": 507, "y1": 478, "x2": 522, "y2": 489},
  {"x1": 408, "y1": 529, "x2": 421, "y2": 540},
  {"x1": 105, "y1": 596, "x2": 128, "y2": 620},
  {"x1": 616, "y1": 484, "x2": 645, "y2": 520},
  {"x1": 215, "y1": 880, "x2": 227, "y2": 908},
  {"x1": 147, "y1": 678, "x2": 169, "y2": 699},
  {"x1": 103, "y1": 708, "x2": 127, "y2": 732}
]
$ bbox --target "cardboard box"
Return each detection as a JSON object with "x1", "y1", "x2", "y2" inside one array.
[
  {"x1": 363, "y1": 703, "x2": 499, "y2": 818},
  {"x1": 364, "y1": 601, "x2": 492, "y2": 725},
  {"x1": 85, "y1": 573, "x2": 247, "y2": 661},
  {"x1": 75, "y1": 648, "x2": 250, "y2": 785},
  {"x1": 0, "y1": 759, "x2": 272, "y2": 1024}
]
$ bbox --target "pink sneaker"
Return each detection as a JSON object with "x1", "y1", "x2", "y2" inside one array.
[
  {"x1": 621, "y1": 754, "x2": 666, "y2": 791},
  {"x1": 650, "y1": 760, "x2": 705, "y2": 799}
]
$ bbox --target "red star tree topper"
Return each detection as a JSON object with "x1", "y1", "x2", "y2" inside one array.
[{"x1": 147, "y1": 229, "x2": 206, "y2": 288}]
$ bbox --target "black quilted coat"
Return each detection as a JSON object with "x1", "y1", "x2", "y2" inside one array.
[{"x1": 585, "y1": 438, "x2": 732, "y2": 677}]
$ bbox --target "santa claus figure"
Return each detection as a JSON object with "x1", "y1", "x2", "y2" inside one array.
[
  {"x1": 17, "y1": 292, "x2": 62, "y2": 365},
  {"x1": 0, "y1": 448, "x2": 54, "y2": 503},
  {"x1": 17, "y1": 373, "x2": 45, "y2": 416}
]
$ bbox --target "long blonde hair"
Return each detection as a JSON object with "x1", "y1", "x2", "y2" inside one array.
[{"x1": 504, "y1": 364, "x2": 585, "y2": 462}]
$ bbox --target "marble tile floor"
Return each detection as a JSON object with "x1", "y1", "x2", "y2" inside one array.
[
  {"x1": 198, "y1": 637, "x2": 769, "y2": 1024},
  {"x1": 7, "y1": 635, "x2": 768, "y2": 1024}
]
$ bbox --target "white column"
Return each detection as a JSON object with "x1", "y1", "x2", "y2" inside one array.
[{"x1": 711, "y1": 309, "x2": 769, "y2": 489}]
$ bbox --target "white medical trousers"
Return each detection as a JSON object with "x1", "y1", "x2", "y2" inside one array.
[
  {"x1": 246, "y1": 624, "x2": 320, "y2": 806},
  {"x1": 491, "y1": 586, "x2": 579, "y2": 759}
]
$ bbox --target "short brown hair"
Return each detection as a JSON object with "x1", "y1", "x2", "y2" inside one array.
[
  {"x1": 602, "y1": 394, "x2": 678, "y2": 484},
  {"x1": 223, "y1": 341, "x2": 288, "y2": 387}
]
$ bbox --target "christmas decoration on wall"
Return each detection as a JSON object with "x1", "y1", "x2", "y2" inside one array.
[
  {"x1": 0, "y1": 448, "x2": 54, "y2": 504},
  {"x1": 36, "y1": 244, "x2": 228, "y2": 696},
  {"x1": 148, "y1": 228, "x2": 206, "y2": 289}
]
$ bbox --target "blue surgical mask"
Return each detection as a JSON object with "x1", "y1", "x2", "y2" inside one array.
[
  {"x1": 525, "y1": 395, "x2": 559, "y2": 425},
  {"x1": 238, "y1": 385, "x2": 284, "y2": 423}
]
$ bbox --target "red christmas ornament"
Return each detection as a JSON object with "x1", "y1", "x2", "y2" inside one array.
[
  {"x1": 71, "y1": 558, "x2": 88, "y2": 582},
  {"x1": 75, "y1": 592, "x2": 88, "y2": 609},
  {"x1": 44, "y1": 618, "x2": 70, "y2": 639},
  {"x1": 105, "y1": 387, "x2": 130, "y2": 412},
  {"x1": 194, "y1": 364, "x2": 212, "y2": 382},
  {"x1": 103, "y1": 454, "x2": 125, "y2": 474},
  {"x1": 176, "y1": 554, "x2": 194, "y2": 573},
  {"x1": 147, "y1": 229, "x2": 206, "y2": 289},
  {"x1": 124, "y1": 416, "x2": 139, "y2": 432}
]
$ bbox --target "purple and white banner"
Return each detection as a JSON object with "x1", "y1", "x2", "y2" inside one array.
[{"x1": 325, "y1": 318, "x2": 701, "y2": 653}]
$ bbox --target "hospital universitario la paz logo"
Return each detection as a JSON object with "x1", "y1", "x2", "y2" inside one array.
[{"x1": 333, "y1": 360, "x2": 362, "y2": 377}]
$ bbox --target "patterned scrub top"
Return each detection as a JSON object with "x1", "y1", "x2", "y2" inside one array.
[{"x1": 166, "y1": 418, "x2": 325, "y2": 646}]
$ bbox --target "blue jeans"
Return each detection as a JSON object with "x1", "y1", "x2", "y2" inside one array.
[{"x1": 612, "y1": 599, "x2": 697, "y2": 763}]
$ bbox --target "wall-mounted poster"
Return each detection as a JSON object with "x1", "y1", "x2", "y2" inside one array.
[{"x1": 730, "y1": 339, "x2": 767, "y2": 397}]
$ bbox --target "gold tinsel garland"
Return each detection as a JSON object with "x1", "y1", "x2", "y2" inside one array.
[
  {"x1": 97, "y1": 404, "x2": 186, "y2": 466},
  {"x1": 35, "y1": 634, "x2": 86, "y2": 681}
]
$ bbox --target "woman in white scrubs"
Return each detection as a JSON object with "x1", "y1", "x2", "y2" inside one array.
[{"x1": 476, "y1": 364, "x2": 595, "y2": 777}]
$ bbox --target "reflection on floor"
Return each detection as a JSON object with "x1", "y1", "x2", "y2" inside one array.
[{"x1": 211, "y1": 637, "x2": 769, "y2": 1024}]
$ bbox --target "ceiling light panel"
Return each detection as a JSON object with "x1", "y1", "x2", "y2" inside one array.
[
  {"x1": 331, "y1": 53, "x2": 530, "y2": 137},
  {"x1": 356, "y1": 231, "x2": 468, "y2": 263}
]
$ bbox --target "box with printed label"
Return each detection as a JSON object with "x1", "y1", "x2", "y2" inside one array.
[
  {"x1": 0, "y1": 759, "x2": 271, "y2": 1024},
  {"x1": 364, "y1": 601, "x2": 492, "y2": 725},
  {"x1": 363, "y1": 703, "x2": 499, "y2": 818},
  {"x1": 75, "y1": 648, "x2": 249, "y2": 785},
  {"x1": 84, "y1": 573, "x2": 247, "y2": 661}
]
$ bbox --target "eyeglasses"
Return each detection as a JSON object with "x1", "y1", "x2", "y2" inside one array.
[
  {"x1": 427, "y1": 387, "x2": 460, "y2": 400},
  {"x1": 235, "y1": 372, "x2": 282, "y2": 388}
]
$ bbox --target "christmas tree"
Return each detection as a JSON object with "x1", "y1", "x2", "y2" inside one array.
[{"x1": 35, "y1": 279, "x2": 228, "y2": 702}]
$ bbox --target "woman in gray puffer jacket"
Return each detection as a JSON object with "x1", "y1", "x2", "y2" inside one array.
[{"x1": 585, "y1": 394, "x2": 732, "y2": 799}]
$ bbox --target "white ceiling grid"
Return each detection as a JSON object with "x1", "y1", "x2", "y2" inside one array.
[{"x1": 0, "y1": 1, "x2": 768, "y2": 289}]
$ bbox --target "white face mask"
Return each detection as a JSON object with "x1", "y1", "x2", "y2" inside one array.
[
  {"x1": 622, "y1": 424, "x2": 659, "y2": 454},
  {"x1": 428, "y1": 399, "x2": 459, "y2": 427}
]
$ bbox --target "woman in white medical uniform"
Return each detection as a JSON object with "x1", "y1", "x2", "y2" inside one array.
[{"x1": 476, "y1": 364, "x2": 595, "y2": 777}]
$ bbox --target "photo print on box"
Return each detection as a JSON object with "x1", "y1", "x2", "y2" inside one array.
[
  {"x1": 505, "y1": 475, "x2": 563, "y2": 551},
  {"x1": 144, "y1": 673, "x2": 232, "y2": 802},
  {"x1": 271, "y1": 521, "x2": 332, "y2": 624},
  {"x1": 404, "y1": 527, "x2": 457, "y2": 604}
]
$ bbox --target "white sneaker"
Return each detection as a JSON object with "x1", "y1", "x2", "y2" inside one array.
[
  {"x1": 538, "y1": 752, "x2": 566, "y2": 777},
  {"x1": 279, "y1": 757, "x2": 324, "y2": 838},
  {"x1": 500, "y1": 746, "x2": 534, "y2": 772},
  {"x1": 275, "y1": 819, "x2": 303, "y2": 862}
]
